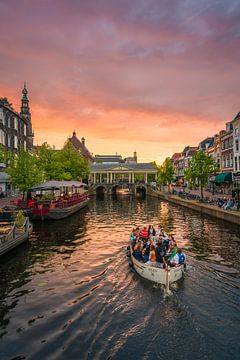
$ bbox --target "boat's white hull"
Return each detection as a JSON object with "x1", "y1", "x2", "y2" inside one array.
[
  {"x1": 0, "y1": 223, "x2": 33, "y2": 256},
  {"x1": 131, "y1": 253, "x2": 184, "y2": 285}
]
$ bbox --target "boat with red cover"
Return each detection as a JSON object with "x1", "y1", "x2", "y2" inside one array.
[{"x1": 18, "y1": 180, "x2": 90, "y2": 221}]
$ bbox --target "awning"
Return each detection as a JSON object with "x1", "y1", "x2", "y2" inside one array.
[
  {"x1": 215, "y1": 173, "x2": 233, "y2": 184},
  {"x1": 172, "y1": 177, "x2": 178, "y2": 182},
  {"x1": 30, "y1": 180, "x2": 87, "y2": 191}
]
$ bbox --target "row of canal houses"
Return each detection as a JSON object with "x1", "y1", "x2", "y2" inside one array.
[{"x1": 171, "y1": 112, "x2": 240, "y2": 195}]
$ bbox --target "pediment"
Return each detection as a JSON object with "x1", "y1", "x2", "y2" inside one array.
[{"x1": 111, "y1": 166, "x2": 131, "y2": 171}]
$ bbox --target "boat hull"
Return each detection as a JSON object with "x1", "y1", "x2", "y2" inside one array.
[
  {"x1": 131, "y1": 253, "x2": 184, "y2": 285},
  {"x1": 0, "y1": 223, "x2": 33, "y2": 256},
  {"x1": 29, "y1": 198, "x2": 90, "y2": 220}
]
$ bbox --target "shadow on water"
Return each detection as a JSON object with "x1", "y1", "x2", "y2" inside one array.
[{"x1": 0, "y1": 196, "x2": 240, "y2": 360}]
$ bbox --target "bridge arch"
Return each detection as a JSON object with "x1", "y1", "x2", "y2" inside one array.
[
  {"x1": 135, "y1": 184, "x2": 147, "y2": 197},
  {"x1": 95, "y1": 184, "x2": 107, "y2": 195}
]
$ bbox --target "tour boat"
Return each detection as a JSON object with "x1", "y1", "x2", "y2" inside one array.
[
  {"x1": 18, "y1": 180, "x2": 90, "y2": 221},
  {"x1": 129, "y1": 247, "x2": 184, "y2": 289},
  {"x1": 0, "y1": 211, "x2": 33, "y2": 256}
]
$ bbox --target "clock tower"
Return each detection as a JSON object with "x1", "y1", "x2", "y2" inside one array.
[{"x1": 20, "y1": 82, "x2": 34, "y2": 149}]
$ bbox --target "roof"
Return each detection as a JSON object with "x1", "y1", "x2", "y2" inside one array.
[
  {"x1": 171, "y1": 153, "x2": 181, "y2": 161},
  {"x1": 0, "y1": 103, "x2": 28, "y2": 125},
  {"x1": 30, "y1": 180, "x2": 87, "y2": 191},
  {"x1": 95, "y1": 155, "x2": 122, "y2": 163},
  {"x1": 69, "y1": 133, "x2": 94, "y2": 162},
  {"x1": 90, "y1": 163, "x2": 157, "y2": 171}
]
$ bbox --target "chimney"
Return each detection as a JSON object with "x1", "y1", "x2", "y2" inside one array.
[{"x1": 81, "y1": 137, "x2": 85, "y2": 146}]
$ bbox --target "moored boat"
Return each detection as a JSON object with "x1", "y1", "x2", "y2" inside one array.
[
  {"x1": 18, "y1": 180, "x2": 90, "y2": 221},
  {"x1": 0, "y1": 211, "x2": 33, "y2": 256}
]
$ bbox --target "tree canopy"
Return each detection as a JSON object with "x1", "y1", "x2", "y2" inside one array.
[
  {"x1": 35, "y1": 140, "x2": 89, "y2": 181},
  {"x1": 157, "y1": 157, "x2": 174, "y2": 192},
  {"x1": 184, "y1": 149, "x2": 218, "y2": 198},
  {"x1": 6, "y1": 147, "x2": 44, "y2": 198},
  {"x1": 2, "y1": 141, "x2": 90, "y2": 197}
]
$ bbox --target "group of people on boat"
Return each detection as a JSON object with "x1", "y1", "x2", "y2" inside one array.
[{"x1": 129, "y1": 225, "x2": 186, "y2": 268}]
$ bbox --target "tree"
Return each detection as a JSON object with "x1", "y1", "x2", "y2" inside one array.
[
  {"x1": 6, "y1": 147, "x2": 44, "y2": 199},
  {"x1": 35, "y1": 141, "x2": 89, "y2": 181},
  {"x1": 184, "y1": 150, "x2": 218, "y2": 199},
  {"x1": 157, "y1": 157, "x2": 175, "y2": 193}
]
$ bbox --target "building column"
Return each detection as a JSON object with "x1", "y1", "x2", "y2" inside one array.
[
  {"x1": 128, "y1": 172, "x2": 131, "y2": 183},
  {"x1": 106, "y1": 173, "x2": 109, "y2": 184},
  {"x1": 100, "y1": 173, "x2": 102, "y2": 183},
  {"x1": 93, "y1": 173, "x2": 96, "y2": 184},
  {"x1": 110, "y1": 173, "x2": 113, "y2": 184},
  {"x1": 132, "y1": 172, "x2": 134, "y2": 184},
  {"x1": 145, "y1": 172, "x2": 148, "y2": 183}
]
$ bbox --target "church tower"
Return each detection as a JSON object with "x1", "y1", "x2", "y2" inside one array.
[{"x1": 20, "y1": 82, "x2": 34, "y2": 150}]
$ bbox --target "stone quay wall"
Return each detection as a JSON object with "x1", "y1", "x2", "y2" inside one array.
[{"x1": 147, "y1": 188, "x2": 240, "y2": 226}]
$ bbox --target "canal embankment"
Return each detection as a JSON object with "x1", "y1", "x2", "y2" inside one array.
[{"x1": 147, "y1": 188, "x2": 240, "y2": 226}]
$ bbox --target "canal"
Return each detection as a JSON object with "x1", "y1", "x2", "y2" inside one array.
[{"x1": 0, "y1": 196, "x2": 240, "y2": 360}]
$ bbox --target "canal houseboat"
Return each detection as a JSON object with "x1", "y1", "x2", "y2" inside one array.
[
  {"x1": 0, "y1": 211, "x2": 33, "y2": 256},
  {"x1": 18, "y1": 180, "x2": 90, "y2": 221}
]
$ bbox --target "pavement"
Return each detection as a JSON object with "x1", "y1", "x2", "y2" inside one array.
[{"x1": 161, "y1": 186, "x2": 232, "y2": 200}]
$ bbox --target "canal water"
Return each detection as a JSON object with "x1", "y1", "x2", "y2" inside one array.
[{"x1": 0, "y1": 196, "x2": 240, "y2": 360}]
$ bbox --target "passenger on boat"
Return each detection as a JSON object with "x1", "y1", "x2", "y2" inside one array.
[
  {"x1": 155, "y1": 226, "x2": 161, "y2": 239},
  {"x1": 155, "y1": 242, "x2": 167, "y2": 267},
  {"x1": 132, "y1": 242, "x2": 143, "y2": 262},
  {"x1": 139, "y1": 226, "x2": 149, "y2": 241},
  {"x1": 171, "y1": 248, "x2": 186, "y2": 266},
  {"x1": 147, "y1": 244, "x2": 156, "y2": 265},
  {"x1": 148, "y1": 225, "x2": 156, "y2": 237}
]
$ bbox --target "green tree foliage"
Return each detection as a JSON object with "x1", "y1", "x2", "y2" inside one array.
[
  {"x1": 6, "y1": 147, "x2": 44, "y2": 199},
  {"x1": 157, "y1": 157, "x2": 175, "y2": 193},
  {"x1": 184, "y1": 149, "x2": 218, "y2": 199},
  {"x1": 35, "y1": 140, "x2": 89, "y2": 181}
]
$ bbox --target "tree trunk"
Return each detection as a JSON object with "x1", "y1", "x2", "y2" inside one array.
[
  {"x1": 22, "y1": 191, "x2": 25, "y2": 201},
  {"x1": 168, "y1": 183, "x2": 171, "y2": 194},
  {"x1": 200, "y1": 183, "x2": 203, "y2": 199}
]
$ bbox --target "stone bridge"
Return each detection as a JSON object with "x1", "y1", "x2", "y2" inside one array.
[{"x1": 89, "y1": 182, "x2": 158, "y2": 196}]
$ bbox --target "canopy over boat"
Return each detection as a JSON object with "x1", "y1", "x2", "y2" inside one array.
[{"x1": 30, "y1": 180, "x2": 87, "y2": 191}]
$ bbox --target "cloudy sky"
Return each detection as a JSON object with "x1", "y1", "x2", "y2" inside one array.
[{"x1": 0, "y1": 0, "x2": 239, "y2": 163}]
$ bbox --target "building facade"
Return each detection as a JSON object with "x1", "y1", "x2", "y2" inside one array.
[
  {"x1": 231, "y1": 112, "x2": 240, "y2": 187},
  {"x1": 0, "y1": 84, "x2": 34, "y2": 195}
]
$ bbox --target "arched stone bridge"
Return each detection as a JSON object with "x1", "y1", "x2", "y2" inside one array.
[{"x1": 89, "y1": 182, "x2": 158, "y2": 196}]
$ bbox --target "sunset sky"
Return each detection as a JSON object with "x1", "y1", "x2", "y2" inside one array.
[{"x1": 0, "y1": 0, "x2": 239, "y2": 163}]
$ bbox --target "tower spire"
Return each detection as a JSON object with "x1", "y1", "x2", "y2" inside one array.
[{"x1": 20, "y1": 83, "x2": 34, "y2": 149}]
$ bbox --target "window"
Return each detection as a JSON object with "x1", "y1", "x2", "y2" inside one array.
[
  {"x1": 0, "y1": 109, "x2": 3, "y2": 123},
  {"x1": 235, "y1": 126, "x2": 239, "y2": 136},
  {"x1": 0, "y1": 129, "x2": 5, "y2": 145},
  {"x1": 235, "y1": 156, "x2": 238, "y2": 171},
  {"x1": 14, "y1": 117, "x2": 18, "y2": 130},
  {"x1": 236, "y1": 139, "x2": 239, "y2": 152},
  {"x1": 14, "y1": 135, "x2": 18, "y2": 149},
  {"x1": 23, "y1": 124, "x2": 27, "y2": 136}
]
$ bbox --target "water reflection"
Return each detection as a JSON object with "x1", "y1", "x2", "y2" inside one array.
[{"x1": 0, "y1": 196, "x2": 240, "y2": 360}]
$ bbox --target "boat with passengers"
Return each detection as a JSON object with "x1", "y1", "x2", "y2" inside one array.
[
  {"x1": 17, "y1": 180, "x2": 90, "y2": 221},
  {"x1": 0, "y1": 210, "x2": 33, "y2": 256},
  {"x1": 128, "y1": 225, "x2": 186, "y2": 290}
]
